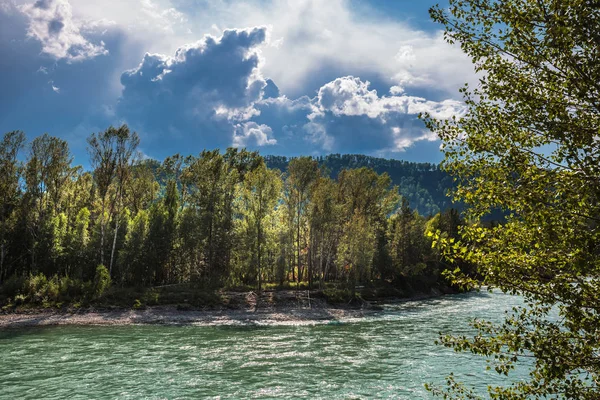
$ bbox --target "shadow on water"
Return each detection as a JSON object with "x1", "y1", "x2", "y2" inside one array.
[
  {"x1": 0, "y1": 324, "x2": 58, "y2": 340},
  {"x1": 0, "y1": 308, "x2": 131, "y2": 335}
]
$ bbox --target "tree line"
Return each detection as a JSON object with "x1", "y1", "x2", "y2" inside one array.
[
  {"x1": 0, "y1": 126, "x2": 465, "y2": 298},
  {"x1": 265, "y1": 154, "x2": 454, "y2": 216}
]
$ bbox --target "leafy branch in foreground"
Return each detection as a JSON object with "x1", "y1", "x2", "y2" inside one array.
[{"x1": 424, "y1": 0, "x2": 600, "y2": 398}]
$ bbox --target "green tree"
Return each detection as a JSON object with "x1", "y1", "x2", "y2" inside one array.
[
  {"x1": 336, "y1": 211, "x2": 375, "y2": 290},
  {"x1": 238, "y1": 163, "x2": 282, "y2": 292},
  {"x1": 0, "y1": 131, "x2": 25, "y2": 283},
  {"x1": 93, "y1": 264, "x2": 111, "y2": 298},
  {"x1": 337, "y1": 168, "x2": 399, "y2": 286},
  {"x1": 285, "y1": 157, "x2": 320, "y2": 285},
  {"x1": 120, "y1": 209, "x2": 148, "y2": 285},
  {"x1": 145, "y1": 181, "x2": 178, "y2": 285},
  {"x1": 87, "y1": 125, "x2": 139, "y2": 276},
  {"x1": 66, "y1": 207, "x2": 91, "y2": 279},
  {"x1": 182, "y1": 150, "x2": 228, "y2": 283},
  {"x1": 126, "y1": 162, "x2": 159, "y2": 215},
  {"x1": 308, "y1": 176, "x2": 342, "y2": 287},
  {"x1": 425, "y1": 1, "x2": 600, "y2": 398},
  {"x1": 24, "y1": 134, "x2": 73, "y2": 274}
]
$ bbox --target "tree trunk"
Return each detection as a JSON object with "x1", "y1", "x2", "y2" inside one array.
[
  {"x1": 30, "y1": 242, "x2": 35, "y2": 274},
  {"x1": 297, "y1": 192, "x2": 301, "y2": 288},
  {"x1": 257, "y1": 221, "x2": 261, "y2": 293},
  {"x1": 308, "y1": 233, "x2": 313, "y2": 290},
  {"x1": 0, "y1": 217, "x2": 5, "y2": 283},
  {"x1": 100, "y1": 201, "x2": 105, "y2": 266},
  {"x1": 290, "y1": 247, "x2": 295, "y2": 283},
  {"x1": 319, "y1": 232, "x2": 324, "y2": 290},
  {"x1": 0, "y1": 242, "x2": 5, "y2": 284},
  {"x1": 109, "y1": 218, "x2": 119, "y2": 276}
]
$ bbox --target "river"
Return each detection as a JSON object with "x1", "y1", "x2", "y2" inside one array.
[{"x1": 0, "y1": 291, "x2": 529, "y2": 399}]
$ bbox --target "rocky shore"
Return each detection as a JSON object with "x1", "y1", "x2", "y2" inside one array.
[{"x1": 0, "y1": 288, "x2": 449, "y2": 329}]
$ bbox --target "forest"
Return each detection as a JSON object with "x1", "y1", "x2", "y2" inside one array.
[
  {"x1": 265, "y1": 154, "x2": 454, "y2": 216},
  {"x1": 0, "y1": 126, "x2": 466, "y2": 307}
]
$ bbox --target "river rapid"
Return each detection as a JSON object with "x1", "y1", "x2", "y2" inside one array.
[{"x1": 0, "y1": 291, "x2": 529, "y2": 399}]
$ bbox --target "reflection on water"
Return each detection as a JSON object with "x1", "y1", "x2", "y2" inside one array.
[{"x1": 0, "y1": 291, "x2": 528, "y2": 399}]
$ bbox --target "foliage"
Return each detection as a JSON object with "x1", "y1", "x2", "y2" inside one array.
[
  {"x1": 132, "y1": 299, "x2": 144, "y2": 309},
  {"x1": 0, "y1": 126, "x2": 470, "y2": 309},
  {"x1": 266, "y1": 154, "x2": 454, "y2": 216},
  {"x1": 93, "y1": 264, "x2": 111, "y2": 298},
  {"x1": 424, "y1": 0, "x2": 600, "y2": 398},
  {"x1": 0, "y1": 131, "x2": 25, "y2": 284},
  {"x1": 0, "y1": 273, "x2": 87, "y2": 306},
  {"x1": 236, "y1": 162, "x2": 283, "y2": 291},
  {"x1": 322, "y1": 287, "x2": 361, "y2": 304}
]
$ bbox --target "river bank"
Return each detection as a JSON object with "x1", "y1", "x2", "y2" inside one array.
[
  {"x1": 0, "y1": 292, "x2": 524, "y2": 399},
  {"x1": 0, "y1": 305, "x2": 376, "y2": 328},
  {"x1": 0, "y1": 288, "x2": 449, "y2": 328}
]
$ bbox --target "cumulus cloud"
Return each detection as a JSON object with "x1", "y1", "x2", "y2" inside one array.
[
  {"x1": 220, "y1": 0, "x2": 475, "y2": 98},
  {"x1": 43, "y1": 0, "x2": 475, "y2": 98},
  {"x1": 303, "y1": 122, "x2": 333, "y2": 151},
  {"x1": 20, "y1": 0, "x2": 108, "y2": 62},
  {"x1": 4, "y1": 1, "x2": 472, "y2": 161},
  {"x1": 232, "y1": 122, "x2": 276, "y2": 148},
  {"x1": 264, "y1": 76, "x2": 466, "y2": 154},
  {"x1": 118, "y1": 48, "x2": 464, "y2": 155},
  {"x1": 315, "y1": 77, "x2": 464, "y2": 152},
  {"x1": 314, "y1": 77, "x2": 465, "y2": 121},
  {"x1": 118, "y1": 27, "x2": 273, "y2": 152}
]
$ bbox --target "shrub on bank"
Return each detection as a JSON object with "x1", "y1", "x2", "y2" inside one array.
[
  {"x1": 322, "y1": 288, "x2": 363, "y2": 304},
  {"x1": 0, "y1": 273, "x2": 91, "y2": 305},
  {"x1": 93, "y1": 265, "x2": 111, "y2": 298},
  {"x1": 0, "y1": 270, "x2": 109, "y2": 307}
]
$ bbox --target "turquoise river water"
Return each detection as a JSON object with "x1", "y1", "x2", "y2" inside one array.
[{"x1": 0, "y1": 291, "x2": 530, "y2": 399}]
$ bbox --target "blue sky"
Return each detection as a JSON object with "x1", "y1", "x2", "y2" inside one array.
[{"x1": 0, "y1": 0, "x2": 475, "y2": 165}]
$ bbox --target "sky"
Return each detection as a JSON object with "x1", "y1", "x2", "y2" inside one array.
[{"x1": 0, "y1": 0, "x2": 475, "y2": 165}]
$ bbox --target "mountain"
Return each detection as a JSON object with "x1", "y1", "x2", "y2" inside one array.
[
  {"x1": 264, "y1": 154, "x2": 456, "y2": 216},
  {"x1": 142, "y1": 153, "x2": 459, "y2": 216}
]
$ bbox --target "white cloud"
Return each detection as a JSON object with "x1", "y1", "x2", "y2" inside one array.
[
  {"x1": 303, "y1": 76, "x2": 465, "y2": 152},
  {"x1": 118, "y1": 27, "x2": 274, "y2": 149},
  {"x1": 23, "y1": 0, "x2": 475, "y2": 97},
  {"x1": 223, "y1": 0, "x2": 475, "y2": 97},
  {"x1": 9, "y1": 0, "x2": 474, "y2": 156},
  {"x1": 315, "y1": 76, "x2": 382, "y2": 118},
  {"x1": 314, "y1": 76, "x2": 465, "y2": 121},
  {"x1": 49, "y1": 80, "x2": 60, "y2": 93},
  {"x1": 120, "y1": 26, "x2": 269, "y2": 111},
  {"x1": 248, "y1": 75, "x2": 464, "y2": 154},
  {"x1": 232, "y1": 122, "x2": 277, "y2": 147},
  {"x1": 395, "y1": 45, "x2": 416, "y2": 63},
  {"x1": 64, "y1": 0, "x2": 198, "y2": 56},
  {"x1": 20, "y1": 0, "x2": 108, "y2": 62}
]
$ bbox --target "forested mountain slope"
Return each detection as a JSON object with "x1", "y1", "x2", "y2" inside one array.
[{"x1": 265, "y1": 154, "x2": 456, "y2": 216}]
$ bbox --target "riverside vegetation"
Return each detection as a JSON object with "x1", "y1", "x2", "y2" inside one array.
[
  {"x1": 0, "y1": 128, "x2": 469, "y2": 311},
  {"x1": 1, "y1": 0, "x2": 598, "y2": 398},
  {"x1": 423, "y1": 0, "x2": 600, "y2": 398}
]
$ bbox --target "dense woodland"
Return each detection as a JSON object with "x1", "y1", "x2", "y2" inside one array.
[
  {"x1": 0, "y1": 126, "x2": 466, "y2": 304},
  {"x1": 265, "y1": 154, "x2": 454, "y2": 216}
]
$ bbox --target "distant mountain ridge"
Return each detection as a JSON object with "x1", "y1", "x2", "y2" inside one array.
[
  {"x1": 264, "y1": 154, "x2": 456, "y2": 216},
  {"x1": 142, "y1": 153, "x2": 458, "y2": 216}
]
